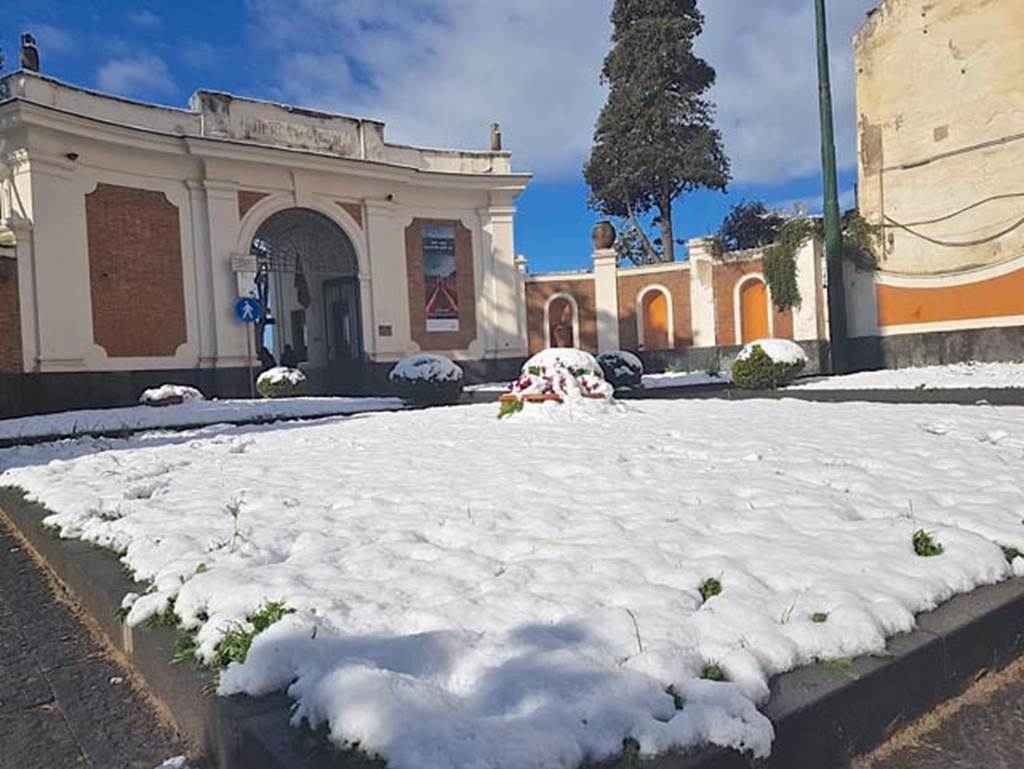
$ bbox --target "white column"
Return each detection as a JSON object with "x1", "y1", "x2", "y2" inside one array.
[
  {"x1": 592, "y1": 248, "x2": 620, "y2": 353},
  {"x1": 25, "y1": 154, "x2": 93, "y2": 371},
  {"x1": 365, "y1": 200, "x2": 412, "y2": 358},
  {"x1": 688, "y1": 237, "x2": 717, "y2": 348},
  {"x1": 200, "y1": 179, "x2": 248, "y2": 367},
  {"x1": 480, "y1": 204, "x2": 526, "y2": 357}
]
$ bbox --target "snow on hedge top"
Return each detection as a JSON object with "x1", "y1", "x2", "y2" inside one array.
[
  {"x1": 257, "y1": 367, "x2": 307, "y2": 387},
  {"x1": 389, "y1": 354, "x2": 464, "y2": 383},
  {"x1": 139, "y1": 384, "x2": 205, "y2": 406},
  {"x1": 598, "y1": 350, "x2": 644, "y2": 377},
  {"x1": 737, "y1": 339, "x2": 807, "y2": 366}
]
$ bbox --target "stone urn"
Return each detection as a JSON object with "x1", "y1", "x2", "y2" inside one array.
[{"x1": 592, "y1": 220, "x2": 617, "y2": 251}]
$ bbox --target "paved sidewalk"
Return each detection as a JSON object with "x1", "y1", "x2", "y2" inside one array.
[
  {"x1": 856, "y1": 655, "x2": 1024, "y2": 769},
  {"x1": 0, "y1": 515, "x2": 192, "y2": 769}
]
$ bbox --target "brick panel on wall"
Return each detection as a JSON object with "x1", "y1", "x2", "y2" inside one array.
[
  {"x1": 405, "y1": 219, "x2": 478, "y2": 352},
  {"x1": 237, "y1": 190, "x2": 269, "y2": 220},
  {"x1": 85, "y1": 183, "x2": 188, "y2": 358},
  {"x1": 617, "y1": 269, "x2": 693, "y2": 351},
  {"x1": 713, "y1": 259, "x2": 793, "y2": 346},
  {"x1": 0, "y1": 258, "x2": 22, "y2": 373},
  {"x1": 525, "y1": 279, "x2": 598, "y2": 354}
]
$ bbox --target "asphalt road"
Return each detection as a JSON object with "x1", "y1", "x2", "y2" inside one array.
[
  {"x1": 0, "y1": 514, "x2": 193, "y2": 769},
  {"x1": 856, "y1": 655, "x2": 1024, "y2": 769}
]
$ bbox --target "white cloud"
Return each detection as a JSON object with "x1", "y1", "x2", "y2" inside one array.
[
  {"x1": 25, "y1": 23, "x2": 75, "y2": 56},
  {"x1": 245, "y1": 0, "x2": 877, "y2": 185},
  {"x1": 127, "y1": 10, "x2": 162, "y2": 28},
  {"x1": 96, "y1": 53, "x2": 175, "y2": 98}
]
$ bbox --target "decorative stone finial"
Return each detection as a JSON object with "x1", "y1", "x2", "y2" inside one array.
[{"x1": 592, "y1": 220, "x2": 617, "y2": 251}]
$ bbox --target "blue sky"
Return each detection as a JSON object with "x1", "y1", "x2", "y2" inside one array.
[{"x1": 1, "y1": 0, "x2": 873, "y2": 273}]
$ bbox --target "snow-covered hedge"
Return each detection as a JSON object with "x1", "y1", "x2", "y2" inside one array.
[
  {"x1": 731, "y1": 339, "x2": 807, "y2": 390},
  {"x1": 502, "y1": 349, "x2": 614, "y2": 416},
  {"x1": 598, "y1": 350, "x2": 644, "y2": 390},
  {"x1": 139, "y1": 384, "x2": 205, "y2": 407},
  {"x1": 257, "y1": 367, "x2": 307, "y2": 399},
  {"x1": 389, "y1": 354, "x2": 464, "y2": 406}
]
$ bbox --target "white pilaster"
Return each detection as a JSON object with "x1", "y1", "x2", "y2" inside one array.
[
  {"x1": 688, "y1": 238, "x2": 717, "y2": 348},
  {"x1": 592, "y1": 247, "x2": 620, "y2": 353}
]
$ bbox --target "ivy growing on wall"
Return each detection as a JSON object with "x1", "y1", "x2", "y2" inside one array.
[{"x1": 711, "y1": 206, "x2": 882, "y2": 313}]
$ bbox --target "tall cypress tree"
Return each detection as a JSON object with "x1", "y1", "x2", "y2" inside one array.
[{"x1": 585, "y1": 0, "x2": 730, "y2": 263}]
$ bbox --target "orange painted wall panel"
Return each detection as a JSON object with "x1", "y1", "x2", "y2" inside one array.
[{"x1": 877, "y1": 267, "x2": 1024, "y2": 327}]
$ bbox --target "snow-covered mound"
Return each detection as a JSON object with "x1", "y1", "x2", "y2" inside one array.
[
  {"x1": 389, "y1": 354, "x2": 464, "y2": 384},
  {"x1": 505, "y1": 348, "x2": 614, "y2": 406},
  {"x1": 139, "y1": 384, "x2": 205, "y2": 407},
  {"x1": 3, "y1": 400, "x2": 1022, "y2": 767},
  {"x1": 737, "y1": 339, "x2": 807, "y2": 366}
]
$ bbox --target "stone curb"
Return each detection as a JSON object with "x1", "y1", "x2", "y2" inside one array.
[{"x1": 3, "y1": 486, "x2": 1023, "y2": 769}]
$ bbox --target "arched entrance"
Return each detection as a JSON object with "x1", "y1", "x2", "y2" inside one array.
[
  {"x1": 739, "y1": 278, "x2": 770, "y2": 344},
  {"x1": 250, "y1": 208, "x2": 363, "y2": 393},
  {"x1": 640, "y1": 289, "x2": 671, "y2": 350}
]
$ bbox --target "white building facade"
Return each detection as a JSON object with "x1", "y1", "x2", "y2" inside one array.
[{"x1": 0, "y1": 72, "x2": 530, "y2": 415}]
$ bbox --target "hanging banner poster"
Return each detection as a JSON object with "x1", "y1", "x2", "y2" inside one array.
[{"x1": 422, "y1": 224, "x2": 460, "y2": 332}]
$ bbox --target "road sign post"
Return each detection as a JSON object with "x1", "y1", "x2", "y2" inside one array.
[{"x1": 235, "y1": 297, "x2": 263, "y2": 399}]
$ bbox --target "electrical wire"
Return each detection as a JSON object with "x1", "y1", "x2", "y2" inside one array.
[
  {"x1": 883, "y1": 212, "x2": 1024, "y2": 248},
  {"x1": 887, "y1": 192, "x2": 1024, "y2": 227}
]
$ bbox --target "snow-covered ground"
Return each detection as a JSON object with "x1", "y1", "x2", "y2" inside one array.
[
  {"x1": 791, "y1": 362, "x2": 1024, "y2": 391},
  {"x1": 2, "y1": 399, "x2": 1023, "y2": 768},
  {"x1": 0, "y1": 397, "x2": 406, "y2": 443}
]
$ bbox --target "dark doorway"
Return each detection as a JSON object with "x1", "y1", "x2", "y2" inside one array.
[{"x1": 323, "y1": 277, "x2": 363, "y2": 393}]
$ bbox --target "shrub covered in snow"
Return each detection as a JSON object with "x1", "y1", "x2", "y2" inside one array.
[
  {"x1": 256, "y1": 367, "x2": 307, "y2": 399},
  {"x1": 501, "y1": 348, "x2": 614, "y2": 416},
  {"x1": 731, "y1": 340, "x2": 807, "y2": 390},
  {"x1": 389, "y1": 354, "x2": 464, "y2": 406},
  {"x1": 139, "y1": 384, "x2": 205, "y2": 407},
  {"x1": 598, "y1": 350, "x2": 644, "y2": 390}
]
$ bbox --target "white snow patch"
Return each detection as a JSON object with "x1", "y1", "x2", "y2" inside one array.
[
  {"x1": 389, "y1": 354, "x2": 464, "y2": 383},
  {"x1": 642, "y1": 372, "x2": 731, "y2": 389},
  {"x1": 152, "y1": 758, "x2": 193, "y2": 769},
  {"x1": 139, "y1": 385, "x2": 205, "y2": 406},
  {"x1": 0, "y1": 398, "x2": 406, "y2": 443},
  {"x1": 2, "y1": 399, "x2": 1022, "y2": 768},
  {"x1": 792, "y1": 362, "x2": 1024, "y2": 391},
  {"x1": 737, "y1": 339, "x2": 808, "y2": 366}
]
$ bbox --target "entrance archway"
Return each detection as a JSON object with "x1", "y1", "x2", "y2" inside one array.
[
  {"x1": 250, "y1": 208, "x2": 362, "y2": 393},
  {"x1": 739, "y1": 277, "x2": 770, "y2": 344}
]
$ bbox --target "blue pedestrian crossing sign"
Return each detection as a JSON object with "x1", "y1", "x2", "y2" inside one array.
[{"x1": 234, "y1": 297, "x2": 262, "y2": 324}]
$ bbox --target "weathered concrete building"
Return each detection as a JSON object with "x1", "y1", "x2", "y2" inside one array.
[
  {"x1": 0, "y1": 71, "x2": 530, "y2": 415},
  {"x1": 848, "y1": 0, "x2": 1024, "y2": 360}
]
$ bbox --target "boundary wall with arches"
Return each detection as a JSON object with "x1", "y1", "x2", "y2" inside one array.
[{"x1": 523, "y1": 237, "x2": 827, "y2": 369}]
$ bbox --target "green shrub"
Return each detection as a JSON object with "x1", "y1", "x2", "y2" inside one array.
[
  {"x1": 389, "y1": 355, "x2": 464, "y2": 406},
  {"x1": 700, "y1": 664, "x2": 728, "y2": 682},
  {"x1": 811, "y1": 612, "x2": 829, "y2": 624},
  {"x1": 731, "y1": 345, "x2": 805, "y2": 390},
  {"x1": 1001, "y1": 545, "x2": 1021, "y2": 564},
  {"x1": 256, "y1": 367, "x2": 307, "y2": 399},
  {"x1": 213, "y1": 601, "x2": 295, "y2": 669},
  {"x1": 913, "y1": 529, "x2": 944, "y2": 557},
  {"x1": 698, "y1": 577, "x2": 722, "y2": 604}
]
